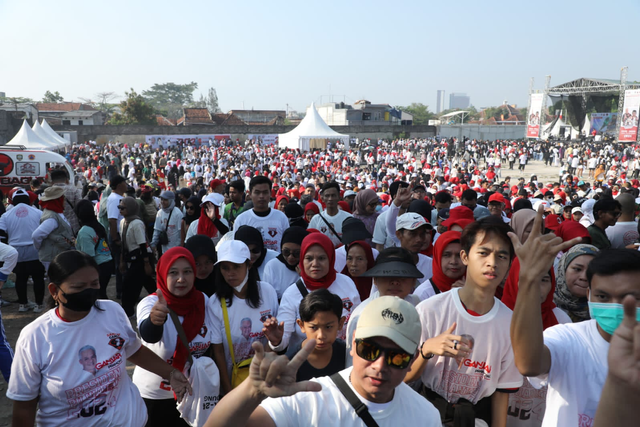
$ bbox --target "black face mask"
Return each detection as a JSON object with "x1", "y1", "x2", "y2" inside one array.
[{"x1": 59, "y1": 288, "x2": 99, "y2": 312}]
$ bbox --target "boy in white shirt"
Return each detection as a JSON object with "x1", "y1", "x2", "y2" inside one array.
[{"x1": 510, "y1": 207, "x2": 640, "y2": 427}]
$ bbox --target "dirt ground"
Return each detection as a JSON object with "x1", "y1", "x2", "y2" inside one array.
[{"x1": 0, "y1": 159, "x2": 562, "y2": 426}]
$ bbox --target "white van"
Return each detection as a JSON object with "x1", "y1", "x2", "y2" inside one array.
[{"x1": 0, "y1": 146, "x2": 74, "y2": 192}]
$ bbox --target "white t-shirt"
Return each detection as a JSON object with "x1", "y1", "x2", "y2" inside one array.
[
  {"x1": 153, "y1": 207, "x2": 183, "y2": 252},
  {"x1": 119, "y1": 219, "x2": 147, "y2": 254},
  {"x1": 106, "y1": 193, "x2": 124, "y2": 223},
  {"x1": 334, "y1": 245, "x2": 379, "y2": 274},
  {"x1": 416, "y1": 288, "x2": 523, "y2": 404},
  {"x1": 506, "y1": 310, "x2": 572, "y2": 427},
  {"x1": 528, "y1": 320, "x2": 608, "y2": 427},
  {"x1": 233, "y1": 209, "x2": 290, "y2": 252},
  {"x1": 257, "y1": 249, "x2": 279, "y2": 281},
  {"x1": 260, "y1": 367, "x2": 441, "y2": 427},
  {"x1": 413, "y1": 278, "x2": 439, "y2": 301},
  {"x1": 7, "y1": 301, "x2": 147, "y2": 427},
  {"x1": 605, "y1": 221, "x2": 638, "y2": 249},
  {"x1": 272, "y1": 273, "x2": 361, "y2": 352},
  {"x1": 372, "y1": 210, "x2": 398, "y2": 249},
  {"x1": 308, "y1": 209, "x2": 353, "y2": 248},
  {"x1": 132, "y1": 294, "x2": 215, "y2": 400},
  {"x1": 262, "y1": 258, "x2": 300, "y2": 300},
  {"x1": 416, "y1": 253, "x2": 433, "y2": 284},
  {"x1": 208, "y1": 282, "x2": 279, "y2": 378}
]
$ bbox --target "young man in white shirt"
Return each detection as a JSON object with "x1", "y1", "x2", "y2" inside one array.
[
  {"x1": 510, "y1": 207, "x2": 640, "y2": 427},
  {"x1": 205, "y1": 296, "x2": 441, "y2": 427},
  {"x1": 407, "y1": 216, "x2": 523, "y2": 427},
  {"x1": 308, "y1": 182, "x2": 352, "y2": 248},
  {"x1": 233, "y1": 176, "x2": 289, "y2": 253},
  {"x1": 605, "y1": 193, "x2": 638, "y2": 248},
  {"x1": 107, "y1": 175, "x2": 127, "y2": 299}
]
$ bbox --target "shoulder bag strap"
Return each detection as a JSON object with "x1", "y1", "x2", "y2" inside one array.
[
  {"x1": 317, "y1": 213, "x2": 341, "y2": 243},
  {"x1": 168, "y1": 308, "x2": 194, "y2": 368},
  {"x1": 221, "y1": 298, "x2": 237, "y2": 367},
  {"x1": 295, "y1": 278, "x2": 308, "y2": 298},
  {"x1": 329, "y1": 373, "x2": 380, "y2": 427},
  {"x1": 429, "y1": 279, "x2": 441, "y2": 295},
  {"x1": 165, "y1": 208, "x2": 173, "y2": 233}
]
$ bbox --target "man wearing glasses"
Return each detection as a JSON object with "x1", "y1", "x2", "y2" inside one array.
[
  {"x1": 205, "y1": 296, "x2": 440, "y2": 426},
  {"x1": 588, "y1": 198, "x2": 622, "y2": 250}
]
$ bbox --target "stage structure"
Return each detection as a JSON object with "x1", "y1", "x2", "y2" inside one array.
[{"x1": 541, "y1": 68, "x2": 640, "y2": 142}]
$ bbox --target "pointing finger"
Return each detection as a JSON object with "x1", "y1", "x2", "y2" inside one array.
[{"x1": 287, "y1": 339, "x2": 316, "y2": 372}]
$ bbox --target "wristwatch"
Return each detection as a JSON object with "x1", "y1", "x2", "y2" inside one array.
[{"x1": 420, "y1": 342, "x2": 434, "y2": 360}]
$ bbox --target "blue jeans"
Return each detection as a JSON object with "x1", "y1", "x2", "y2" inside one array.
[{"x1": 0, "y1": 309, "x2": 13, "y2": 382}]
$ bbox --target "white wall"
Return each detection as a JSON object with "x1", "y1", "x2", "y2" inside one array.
[{"x1": 437, "y1": 124, "x2": 527, "y2": 141}]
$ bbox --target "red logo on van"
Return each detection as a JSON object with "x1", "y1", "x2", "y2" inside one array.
[{"x1": 0, "y1": 154, "x2": 14, "y2": 176}]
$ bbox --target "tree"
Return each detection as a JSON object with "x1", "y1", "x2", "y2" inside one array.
[
  {"x1": 42, "y1": 90, "x2": 64, "y2": 103},
  {"x1": 142, "y1": 82, "x2": 198, "y2": 119},
  {"x1": 79, "y1": 92, "x2": 120, "y2": 119},
  {"x1": 398, "y1": 103, "x2": 435, "y2": 125},
  {"x1": 189, "y1": 87, "x2": 222, "y2": 113},
  {"x1": 107, "y1": 89, "x2": 156, "y2": 125}
]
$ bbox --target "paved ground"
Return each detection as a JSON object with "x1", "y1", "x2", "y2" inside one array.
[{"x1": 0, "y1": 159, "x2": 566, "y2": 425}]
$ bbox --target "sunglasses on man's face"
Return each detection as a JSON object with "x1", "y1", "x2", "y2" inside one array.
[
  {"x1": 118, "y1": 206, "x2": 126, "y2": 210},
  {"x1": 355, "y1": 338, "x2": 413, "y2": 369}
]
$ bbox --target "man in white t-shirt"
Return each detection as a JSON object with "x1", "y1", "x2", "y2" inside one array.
[
  {"x1": 406, "y1": 215, "x2": 522, "y2": 426},
  {"x1": 233, "y1": 176, "x2": 289, "y2": 253},
  {"x1": 394, "y1": 212, "x2": 433, "y2": 283},
  {"x1": 510, "y1": 208, "x2": 640, "y2": 427},
  {"x1": 605, "y1": 193, "x2": 638, "y2": 249},
  {"x1": 308, "y1": 182, "x2": 352, "y2": 247},
  {"x1": 204, "y1": 296, "x2": 440, "y2": 427},
  {"x1": 107, "y1": 175, "x2": 128, "y2": 299},
  {"x1": 372, "y1": 181, "x2": 411, "y2": 251}
]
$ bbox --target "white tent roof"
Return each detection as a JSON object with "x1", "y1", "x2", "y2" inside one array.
[
  {"x1": 5, "y1": 120, "x2": 59, "y2": 150},
  {"x1": 279, "y1": 102, "x2": 349, "y2": 151},
  {"x1": 40, "y1": 119, "x2": 71, "y2": 146},
  {"x1": 32, "y1": 121, "x2": 64, "y2": 148}
]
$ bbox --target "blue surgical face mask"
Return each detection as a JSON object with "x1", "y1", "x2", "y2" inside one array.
[
  {"x1": 588, "y1": 298, "x2": 640, "y2": 336},
  {"x1": 375, "y1": 205, "x2": 382, "y2": 213}
]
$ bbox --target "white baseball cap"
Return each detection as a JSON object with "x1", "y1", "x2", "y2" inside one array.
[
  {"x1": 201, "y1": 193, "x2": 225, "y2": 207},
  {"x1": 571, "y1": 207, "x2": 583, "y2": 214},
  {"x1": 354, "y1": 296, "x2": 421, "y2": 354},
  {"x1": 396, "y1": 212, "x2": 432, "y2": 231},
  {"x1": 215, "y1": 240, "x2": 250, "y2": 265}
]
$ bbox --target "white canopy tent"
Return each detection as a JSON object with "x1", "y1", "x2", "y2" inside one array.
[
  {"x1": 41, "y1": 119, "x2": 71, "y2": 146},
  {"x1": 32, "y1": 121, "x2": 65, "y2": 148},
  {"x1": 279, "y1": 102, "x2": 349, "y2": 151},
  {"x1": 5, "y1": 120, "x2": 59, "y2": 150}
]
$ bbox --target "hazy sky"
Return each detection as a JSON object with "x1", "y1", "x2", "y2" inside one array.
[{"x1": 1, "y1": 0, "x2": 639, "y2": 113}]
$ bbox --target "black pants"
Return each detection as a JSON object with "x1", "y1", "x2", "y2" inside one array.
[
  {"x1": 143, "y1": 398, "x2": 189, "y2": 427},
  {"x1": 122, "y1": 258, "x2": 155, "y2": 317},
  {"x1": 97, "y1": 260, "x2": 115, "y2": 299},
  {"x1": 14, "y1": 260, "x2": 46, "y2": 305},
  {"x1": 109, "y1": 237, "x2": 124, "y2": 298}
]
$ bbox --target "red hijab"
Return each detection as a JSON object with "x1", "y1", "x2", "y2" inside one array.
[
  {"x1": 275, "y1": 195, "x2": 289, "y2": 210},
  {"x1": 554, "y1": 221, "x2": 590, "y2": 244},
  {"x1": 431, "y1": 231, "x2": 462, "y2": 293},
  {"x1": 502, "y1": 258, "x2": 558, "y2": 330},
  {"x1": 299, "y1": 233, "x2": 337, "y2": 291},
  {"x1": 197, "y1": 203, "x2": 220, "y2": 238},
  {"x1": 41, "y1": 196, "x2": 65, "y2": 214},
  {"x1": 304, "y1": 203, "x2": 320, "y2": 223},
  {"x1": 154, "y1": 247, "x2": 205, "y2": 372},
  {"x1": 341, "y1": 240, "x2": 375, "y2": 301}
]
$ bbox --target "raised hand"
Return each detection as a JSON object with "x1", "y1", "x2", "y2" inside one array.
[
  {"x1": 394, "y1": 185, "x2": 412, "y2": 207},
  {"x1": 262, "y1": 317, "x2": 284, "y2": 346},
  {"x1": 150, "y1": 289, "x2": 170, "y2": 326},
  {"x1": 607, "y1": 295, "x2": 640, "y2": 389},
  {"x1": 507, "y1": 206, "x2": 582, "y2": 285},
  {"x1": 421, "y1": 322, "x2": 471, "y2": 359},
  {"x1": 249, "y1": 340, "x2": 322, "y2": 399}
]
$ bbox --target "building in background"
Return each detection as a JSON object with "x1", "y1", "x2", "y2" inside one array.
[
  {"x1": 316, "y1": 100, "x2": 404, "y2": 126},
  {"x1": 228, "y1": 110, "x2": 286, "y2": 125},
  {"x1": 449, "y1": 93, "x2": 470, "y2": 110},
  {"x1": 36, "y1": 102, "x2": 103, "y2": 126},
  {"x1": 436, "y1": 90, "x2": 445, "y2": 113}
]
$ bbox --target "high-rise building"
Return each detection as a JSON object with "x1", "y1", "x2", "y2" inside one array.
[
  {"x1": 449, "y1": 93, "x2": 470, "y2": 110},
  {"x1": 436, "y1": 90, "x2": 445, "y2": 113}
]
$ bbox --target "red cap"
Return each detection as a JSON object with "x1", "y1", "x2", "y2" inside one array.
[
  {"x1": 544, "y1": 214, "x2": 562, "y2": 231},
  {"x1": 488, "y1": 193, "x2": 506, "y2": 204},
  {"x1": 210, "y1": 179, "x2": 226, "y2": 189},
  {"x1": 442, "y1": 206, "x2": 475, "y2": 231}
]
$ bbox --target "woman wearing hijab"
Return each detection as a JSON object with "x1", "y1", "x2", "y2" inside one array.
[
  {"x1": 208, "y1": 240, "x2": 279, "y2": 394},
  {"x1": 75, "y1": 199, "x2": 114, "y2": 299},
  {"x1": 275, "y1": 195, "x2": 289, "y2": 212},
  {"x1": 180, "y1": 196, "x2": 201, "y2": 246},
  {"x1": 262, "y1": 226, "x2": 308, "y2": 300},
  {"x1": 553, "y1": 244, "x2": 599, "y2": 323},
  {"x1": 151, "y1": 191, "x2": 183, "y2": 256},
  {"x1": 234, "y1": 225, "x2": 278, "y2": 280},
  {"x1": 185, "y1": 193, "x2": 229, "y2": 245},
  {"x1": 265, "y1": 232, "x2": 360, "y2": 354},
  {"x1": 32, "y1": 186, "x2": 75, "y2": 273},
  {"x1": 284, "y1": 202, "x2": 307, "y2": 229},
  {"x1": 133, "y1": 247, "x2": 213, "y2": 427},
  {"x1": 185, "y1": 234, "x2": 217, "y2": 297},
  {"x1": 341, "y1": 240, "x2": 375, "y2": 301},
  {"x1": 303, "y1": 202, "x2": 320, "y2": 223},
  {"x1": 119, "y1": 196, "x2": 156, "y2": 317},
  {"x1": 351, "y1": 189, "x2": 380, "y2": 238},
  {"x1": 414, "y1": 230, "x2": 466, "y2": 300},
  {"x1": 579, "y1": 199, "x2": 596, "y2": 228}
]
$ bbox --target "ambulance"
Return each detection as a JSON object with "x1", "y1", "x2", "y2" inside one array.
[{"x1": 0, "y1": 145, "x2": 74, "y2": 192}]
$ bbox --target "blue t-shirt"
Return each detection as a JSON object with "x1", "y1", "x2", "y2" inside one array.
[{"x1": 76, "y1": 225, "x2": 113, "y2": 265}]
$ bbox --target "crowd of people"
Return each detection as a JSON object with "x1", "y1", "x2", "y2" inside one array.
[{"x1": 0, "y1": 135, "x2": 639, "y2": 427}]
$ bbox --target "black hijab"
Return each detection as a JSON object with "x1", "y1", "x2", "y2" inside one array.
[
  {"x1": 276, "y1": 226, "x2": 308, "y2": 271},
  {"x1": 183, "y1": 196, "x2": 201, "y2": 226},
  {"x1": 185, "y1": 234, "x2": 217, "y2": 297},
  {"x1": 234, "y1": 225, "x2": 267, "y2": 268}
]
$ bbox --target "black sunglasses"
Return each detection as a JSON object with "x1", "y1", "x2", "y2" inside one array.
[
  {"x1": 118, "y1": 206, "x2": 126, "y2": 210},
  {"x1": 355, "y1": 338, "x2": 413, "y2": 369},
  {"x1": 186, "y1": 205, "x2": 195, "y2": 210},
  {"x1": 250, "y1": 247, "x2": 262, "y2": 255},
  {"x1": 282, "y1": 249, "x2": 300, "y2": 258}
]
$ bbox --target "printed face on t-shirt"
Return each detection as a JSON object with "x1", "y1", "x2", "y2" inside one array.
[
  {"x1": 460, "y1": 231, "x2": 511, "y2": 290},
  {"x1": 79, "y1": 348, "x2": 97, "y2": 375}
]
